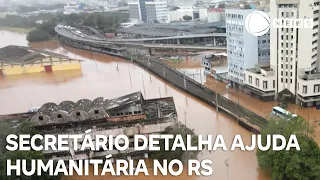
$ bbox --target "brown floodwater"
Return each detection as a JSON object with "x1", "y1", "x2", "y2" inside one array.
[
  {"x1": 0, "y1": 31, "x2": 270, "y2": 180},
  {"x1": 204, "y1": 77, "x2": 320, "y2": 144}
]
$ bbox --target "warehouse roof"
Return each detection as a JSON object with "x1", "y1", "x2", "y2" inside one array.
[
  {"x1": 35, "y1": 91, "x2": 143, "y2": 117},
  {"x1": 0, "y1": 45, "x2": 71, "y2": 65}
]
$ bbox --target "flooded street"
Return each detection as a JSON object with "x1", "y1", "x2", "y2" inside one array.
[
  {"x1": 0, "y1": 31, "x2": 271, "y2": 180},
  {"x1": 204, "y1": 77, "x2": 320, "y2": 144}
]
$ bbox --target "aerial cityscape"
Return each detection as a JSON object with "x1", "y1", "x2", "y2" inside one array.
[{"x1": 0, "y1": 0, "x2": 320, "y2": 180}]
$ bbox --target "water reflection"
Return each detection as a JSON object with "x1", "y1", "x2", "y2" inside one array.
[
  {"x1": 0, "y1": 30, "x2": 28, "y2": 47},
  {"x1": 0, "y1": 69, "x2": 83, "y2": 89}
]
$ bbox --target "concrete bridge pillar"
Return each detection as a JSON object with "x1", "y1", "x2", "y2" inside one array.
[
  {"x1": 214, "y1": 37, "x2": 217, "y2": 46},
  {"x1": 177, "y1": 39, "x2": 180, "y2": 45}
]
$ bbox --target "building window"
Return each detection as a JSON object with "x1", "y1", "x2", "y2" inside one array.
[
  {"x1": 290, "y1": 79, "x2": 292, "y2": 84},
  {"x1": 281, "y1": 71, "x2": 283, "y2": 76},
  {"x1": 263, "y1": 81, "x2": 267, "y2": 89},
  {"x1": 314, "y1": 84, "x2": 320, "y2": 93},
  {"x1": 273, "y1": 80, "x2": 275, "y2": 88},
  {"x1": 281, "y1": 78, "x2": 283, "y2": 83},
  {"x1": 256, "y1": 78, "x2": 259, "y2": 86},
  {"x1": 281, "y1": 64, "x2": 283, "y2": 68},
  {"x1": 249, "y1": 76, "x2": 252, "y2": 84},
  {"x1": 303, "y1": 85, "x2": 307, "y2": 94},
  {"x1": 285, "y1": 79, "x2": 288, "y2": 83},
  {"x1": 57, "y1": 114, "x2": 62, "y2": 118}
]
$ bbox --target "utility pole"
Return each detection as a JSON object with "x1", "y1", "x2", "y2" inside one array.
[
  {"x1": 183, "y1": 72, "x2": 187, "y2": 89},
  {"x1": 128, "y1": 64, "x2": 132, "y2": 88},
  {"x1": 56, "y1": 36, "x2": 61, "y2": 53},
  {"x1": 216, "y1": 83, "x2": 218, "y2": 112},
  {"x1": 142, "y1": 74, "x2": 146, "y2": 98},
  {"x1": 224, "y1": 159, "x2": 229, "y2": 180},
  {"x1": 199, "y1": 67, "x2": 203, "y2": 84},
  {"x1": 163, "y1": 65, "x2": 166, "y2": 77},
  {"x1": 184, "y1": 111, "x2": 187, "y2": 126}
]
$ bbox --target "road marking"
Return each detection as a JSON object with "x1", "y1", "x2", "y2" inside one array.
[{"x1": 85, "y1": 129, "x2": 91, "y2": 133}]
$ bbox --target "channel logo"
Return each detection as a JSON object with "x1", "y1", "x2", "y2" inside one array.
[
  {"x1": 245, "y1": 10, "x2": 313, "y2": 37},
  {"x1": 245, "y1": 11, "x2": 270, "y2": 37}
]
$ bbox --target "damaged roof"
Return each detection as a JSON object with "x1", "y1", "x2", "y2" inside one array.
[
  {"x1": 106, "y1": 91, "x2": 143, "y2": 110},
  {"x1": 0, "y1": 45, "x2": 71, "y2": 65},
  {"x1": 36, "y1": 91, "x2": 144, "y2": 116}
]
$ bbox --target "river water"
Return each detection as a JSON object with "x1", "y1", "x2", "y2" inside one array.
[{"x1": 0, "y1": 30, "x2": 270, "y2": 180}]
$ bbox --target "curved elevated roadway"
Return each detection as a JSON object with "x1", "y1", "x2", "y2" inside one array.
[{"x1": 55, "y1": 28, "x2": 227, "y2": 51}]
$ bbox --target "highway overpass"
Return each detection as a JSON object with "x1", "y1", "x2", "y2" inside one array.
[{"x1": 55, "y1": 27, "x2": 227, "y2": 51}]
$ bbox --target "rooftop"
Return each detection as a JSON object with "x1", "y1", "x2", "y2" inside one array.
[
  {"x1": 203, "y1": 52, "x2": 227, "y2": 61},
  {"x1": 0, "y1": 45, "x2": 71, "y2": 65},
  {"x1": 300, "y1": 72, "x2": 320, "y2": 80},
  {"x1": 118, "y1": 21, "x2": 226, "y2": 37},
  {"x1": 29, "y1": 91, "x2": 177, "y2": 127},
  {"x1": 246, "y1": 65, "x2": 273, "y2": 76},
  {"x1": 36, "y1": 91, "x2": 143, "y2": 117},
  {"x1": 212, "y1": 66, "x2": 228, "y2": 74}
]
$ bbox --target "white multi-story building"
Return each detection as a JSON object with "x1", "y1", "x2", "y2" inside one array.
[
  {"x1": 269, "y1": 0, "x2": 320, "y2": 106},
  {"x1": 226, "y1": 8, "x2": 270, "y2": 88},
  {"x1": 128, "y1": 0, "x2": 142, "y2": 21},
  {"x1": 242, "y1": 0, "x2": 320, "y2": 106},
  {"x1": 128, "y1": 0, "x2": 168, "y2": 23},
  {"x1": 145, "y1": 0, "x2": 168, "y2": 23}
]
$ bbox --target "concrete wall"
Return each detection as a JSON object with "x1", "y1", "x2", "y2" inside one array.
[{"x1": 297, "y1": 78, "x2": 320, "y2": 97}]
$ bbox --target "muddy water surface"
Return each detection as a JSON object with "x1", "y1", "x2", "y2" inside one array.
[{"x1": 0, "y1": 31, "x2": 270, "y2": 180}]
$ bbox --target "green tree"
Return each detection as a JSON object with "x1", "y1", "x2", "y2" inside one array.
[
  {"x1": 38, "y1": 21, "x2": 57, "y2": 36},
  {"x1": 150, "y1": 123, "x2": 200, "y2": 163},
  {"x1": 183, "y1": 15, "x2": 192, "y2": 22},
  {"x1": 0, "y1": 121, "x2": 60, "y2": 180},
  {"x1": 257, "y1": 117, "x2": 320, "y2": 180},
  {"x1": 27, "y1": 29, "x2": 51, "y2": 42}
]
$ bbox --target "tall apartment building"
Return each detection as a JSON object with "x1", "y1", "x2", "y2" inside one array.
[
  {"x1": 243, "y1": 0, "x2": 320, "y2": 106},
  {"x1": 270, "y1": 0, "x2": 320, "y2": 106},
  {"x1": 129, "y1": 0, "x2": 142, "y2": 21},
  {"x1": 128, "y1": 0, "x2": 168, "y2": 23},
  {"x1": 226, "y1": 9, "x2": 270, "y2": 88}
]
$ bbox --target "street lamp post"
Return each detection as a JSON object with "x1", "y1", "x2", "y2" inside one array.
[
  {"x1": 184, "y1": 111, "x2": 187, "y2": 126},
  {"x1": 224, "y1": 159, "x2": 229, "y2": 180},
  {"x1": 233, "y1": 67, "x2": 241, "y2": 119}
]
